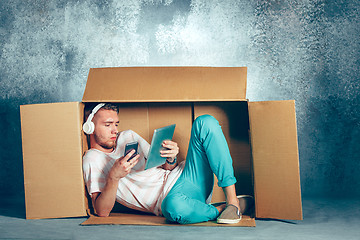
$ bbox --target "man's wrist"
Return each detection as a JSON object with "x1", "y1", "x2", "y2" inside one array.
[
  {"x1": 107, "y1": 175, "x2": 121, "y2": 183},
  {"x1": 166, "y1": 157, "x2": 177, "y2": 165}
]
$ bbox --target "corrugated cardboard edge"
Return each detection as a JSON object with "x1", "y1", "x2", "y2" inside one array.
[{"x1": 81, "y1": 213, "x2": 256, "y2": 227}]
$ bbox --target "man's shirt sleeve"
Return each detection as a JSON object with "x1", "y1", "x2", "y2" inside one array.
[{"x1": 83, "y1": 151, "x2": 106, "y2": 197}]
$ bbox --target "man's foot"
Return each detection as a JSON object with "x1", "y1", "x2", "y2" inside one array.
[{"x1": 217, "y1": 204, "x2": 241, "y2": 224}]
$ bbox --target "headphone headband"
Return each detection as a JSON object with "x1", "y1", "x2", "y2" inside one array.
[{"x1": 87, "y1": 103, "x2": 106, "y2": 122}]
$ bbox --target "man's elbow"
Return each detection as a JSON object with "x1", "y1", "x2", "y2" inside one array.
[
  {"x1": 95, "y1": 208, "x2": 111, "y2": 217},
  {"x1": 97, "y1": 212, "x2": 110, "y2": 217}
]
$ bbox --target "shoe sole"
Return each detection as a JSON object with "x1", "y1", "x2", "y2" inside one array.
[{"x1": 217, "y1": 215, "x2": 242, "y2": 224}]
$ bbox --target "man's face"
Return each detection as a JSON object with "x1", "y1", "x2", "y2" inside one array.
[{"x1": 92, "y1": 109, "x2": 119, "y2": 151}]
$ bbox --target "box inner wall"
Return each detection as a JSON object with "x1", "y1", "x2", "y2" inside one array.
[{"x1": 81, "y1": 101, "x2": 252, "y2": 213}]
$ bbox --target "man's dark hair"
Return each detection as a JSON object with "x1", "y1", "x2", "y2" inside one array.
[
  {"x1": 101, "y1": 103, "x2": 119, "y2": 114},
  {"x1": 84, "y1": 103, "x2": 119, "y2": 122}
]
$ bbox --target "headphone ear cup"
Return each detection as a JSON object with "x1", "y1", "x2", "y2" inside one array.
[
  {"x1": 88, "y1": 121, "x2": 95, "y2": 134},
  {"x1": 83, "y1": 103, "x2": 105, "y2": 135},
  {"x1": 83, "y1": 121, "x2": 95, "y2": 135}
]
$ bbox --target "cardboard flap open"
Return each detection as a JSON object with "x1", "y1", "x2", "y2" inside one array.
[
  {"x1": 20, "y1": 102, "x2": 87, "y2": 219},
  {"x1": 248, "y1": 100, "x2": 302, "y2": 220},
  {"x1": 82, "y1": 67, "x2": 247, "y2": 102}
]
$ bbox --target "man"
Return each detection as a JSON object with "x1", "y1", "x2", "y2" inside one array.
[{"x1": 82, "y1": 103, "x2": 252, "y2": 224}]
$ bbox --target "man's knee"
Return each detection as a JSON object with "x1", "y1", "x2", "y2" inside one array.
[
  {"x1": 162, "y1": 194, "x2": 194, "y2": 224},
  {"x1": 193, "y1": 114, "x2": 219, "y2": 131}
]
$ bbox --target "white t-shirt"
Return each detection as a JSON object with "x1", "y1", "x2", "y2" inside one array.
[{"x1": 82, "y1": 130, "x2": 184, "y2": 216}]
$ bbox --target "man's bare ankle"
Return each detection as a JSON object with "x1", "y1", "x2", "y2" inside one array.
[
  {"x1": 215, "y1": 203, "x2": 227, "y2": 213},
  {"x1": 227, "y1": 199, "x2": 240, "y2": 211}
]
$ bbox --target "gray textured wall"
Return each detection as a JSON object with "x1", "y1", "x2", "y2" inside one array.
[{"x1": 1, "y1": 0, "x2": 359, "y2": 207}]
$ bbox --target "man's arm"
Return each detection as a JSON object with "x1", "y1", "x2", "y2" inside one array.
[{"x1": 92, "y1": 150, "x2": 140, "y2": 217}]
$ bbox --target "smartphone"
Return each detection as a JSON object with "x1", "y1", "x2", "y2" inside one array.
[{"x1": 124, "y1": 141, "x2": 138, "y2": 161}]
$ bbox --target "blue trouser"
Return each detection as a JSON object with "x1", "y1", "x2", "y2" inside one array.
[{"x1": 161, "y1": 115, "x2": 237, "y2": 224}]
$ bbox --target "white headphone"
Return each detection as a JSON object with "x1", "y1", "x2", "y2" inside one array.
[{"x1": 83, "y1": 103, "x2": 106, "y2": 135}]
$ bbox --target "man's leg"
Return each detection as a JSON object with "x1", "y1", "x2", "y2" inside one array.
[{"x1": 162, "y1": 115, "x2": 238, "y2": 224}]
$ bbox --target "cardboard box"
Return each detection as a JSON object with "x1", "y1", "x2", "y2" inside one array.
[{"x1": 20, "y1": 67, "x2": 302, "y2": 226}]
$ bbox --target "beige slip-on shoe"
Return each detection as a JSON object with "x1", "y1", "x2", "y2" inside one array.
[{"x1": 217, "y1": 204, "x2": 241, "y2": 224}]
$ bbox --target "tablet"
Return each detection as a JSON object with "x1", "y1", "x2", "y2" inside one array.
[{"x1": 145, "y1": 124, "x2": 176, "y2": 170}]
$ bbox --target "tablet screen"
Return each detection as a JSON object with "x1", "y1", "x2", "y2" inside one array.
[{"x1": 145, "y1": 124, "x2": 176, "y2": 169}]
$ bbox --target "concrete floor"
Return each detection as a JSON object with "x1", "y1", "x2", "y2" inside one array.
[{"x1": 0, "y1": 197, "x2": 359, "y2": 240}]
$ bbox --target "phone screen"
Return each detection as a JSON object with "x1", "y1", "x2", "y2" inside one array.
[{"x1": 124, "y1": 142, "x2": 138, "y2": 161}]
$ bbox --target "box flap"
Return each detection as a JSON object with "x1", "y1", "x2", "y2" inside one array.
[
  {"x1": 82, "y1": 67, "x2": 247, "y2": 102},
  {"x1": 248, "y1": 100, "x2": 302, "y2": 220},
  {"x1": 21, "y1": 102, "x2": 87, "y2": 219}
]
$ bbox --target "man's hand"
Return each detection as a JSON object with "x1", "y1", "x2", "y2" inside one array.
[
  {"x1": 160, "y1": 140, "x2": 179, "y2": 170},
  {"x1": 108, "y1": 150, "x2": 140, "y2": 181},
  {"x1": 92, "y1": 150, "x2": 140, "y2": 217}
]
